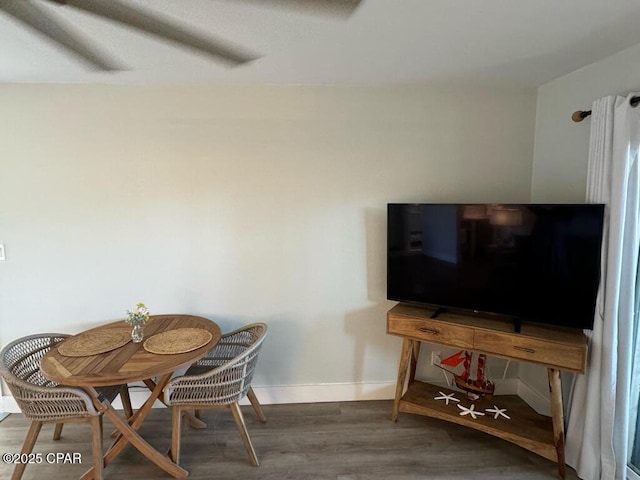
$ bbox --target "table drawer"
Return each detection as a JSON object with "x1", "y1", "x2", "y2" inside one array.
[
  {"x1": 474, "y1": 330, "x2": 586, "y2": 372},
  {"x1": 387, "y1": 315, "x2": 473, "y2": 349}
]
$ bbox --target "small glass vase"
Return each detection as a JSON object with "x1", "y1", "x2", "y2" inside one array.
[{"x1": 131, "y1": 323, "x2": 144, "y2": 343}]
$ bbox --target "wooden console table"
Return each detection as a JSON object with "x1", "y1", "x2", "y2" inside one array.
[{"x1": 387, "y1": 303, "x2": 587, "y2": 479}]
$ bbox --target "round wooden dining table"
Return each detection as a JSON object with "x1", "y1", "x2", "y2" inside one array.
[{"x1": 41, "y1": 314, "x2": 222, "y2": 480}]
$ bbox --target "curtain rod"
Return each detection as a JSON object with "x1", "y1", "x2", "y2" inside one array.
[{"x1": 572, "y1": 95, "x2": 640, "y2": 122}]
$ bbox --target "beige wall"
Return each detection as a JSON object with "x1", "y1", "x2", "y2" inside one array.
[
  {"x1": 0, "y1": 83, "x2": 536, "y2": 401},
  {"x1": 532, "y1": 42, "x2": 640, "y2": 202}
]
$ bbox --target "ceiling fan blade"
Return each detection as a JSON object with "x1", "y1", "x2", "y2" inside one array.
[
  {"x1": 229, "y1": 0, "x2": 363, "y2": 17},
  {"x1": 0, "y1": 0, "x2": 120, "y2": 70},
  {"x1": 49, "y1": 0, "x2": 260, "y2": 66}
]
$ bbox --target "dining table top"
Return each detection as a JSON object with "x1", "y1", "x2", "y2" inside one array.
[{"x1": 41, "y1": 314, "x2": 222, "y2": 388}]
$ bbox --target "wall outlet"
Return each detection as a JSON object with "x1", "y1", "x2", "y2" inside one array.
[
  {"x1": 431, "y1": 351, "x2": 441, "y2": 366},
  {"x1": 0, "y1": 244, "x2": 5, "y2": 261}
]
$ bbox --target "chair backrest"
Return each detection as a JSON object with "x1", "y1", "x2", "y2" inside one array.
[
  {"x1": 1, "y1": 334, "x2": 67, "y2": 387},
  {"x1": 0, "y1": 334, "x2": 96, "y2": 420},
  {"x1": 165, "y1": 323, "x2": 268, "y2": 406}
]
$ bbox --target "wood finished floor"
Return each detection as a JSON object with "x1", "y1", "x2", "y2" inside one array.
[{"x1": 0, "y1": 400, "x2": 579, "y2": 480}]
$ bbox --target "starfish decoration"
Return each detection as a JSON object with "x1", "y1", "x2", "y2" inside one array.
[
  {"x1": 485, "y1": 405, "x2": 511, "y2": 420},
  {"x1": 457, "y1": 403, "x2": 485, "y2": 419},
  {"x1": 434, "y1": 391, "x2": 460, "y2": 405}
]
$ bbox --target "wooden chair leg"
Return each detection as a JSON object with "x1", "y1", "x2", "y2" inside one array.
[
  {"x1": 170, "y1": 406, "x2": 182, "y2": 465},
  {"x1": 229, "y1": 403, "x2": 259, "y2": 467},
  {"x1": 120, "y1": 385, "x2": 133, "y2": 420},
  {"x1": 187, "y1": 409, "x2": 207, "y2": 429},
  {"x1": 90, "y1": 415, "x2": 104, "y2": 480},
  {"x1": 247, "y1": 387, "x2": 267, "y2": 423},
  {"x1": 53, "y1": 423, "x2": 64, "y2": 440},
  {"x1": 12, "y1": 421, "x2": 43, "y2": 480}
]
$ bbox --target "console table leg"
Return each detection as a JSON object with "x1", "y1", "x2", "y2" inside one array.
[
  {"x1": 548, "y1": 368, "x2": 566, "y2": 479},
  {"x1": 392, "y1": 338, "x2": 414, "y2": 422},
  {"x1": 409, "y1": 341, "x2": 421, "y2": 383}
]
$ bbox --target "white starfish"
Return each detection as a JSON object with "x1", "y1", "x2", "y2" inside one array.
[
  {"x1": 485, "y1": 405, "x2": 511, "y2": 420},
  {"x1": 457, "y1": 403, "x2": 485, "y2": 419},
  {"x1": 434, "y1": 391, "x2": 460, "y2": 405}
]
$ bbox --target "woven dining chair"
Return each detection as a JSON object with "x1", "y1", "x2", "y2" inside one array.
[
  {"x1": 0, "y1": 333, "x2": 127, "y2": 480},
  {"x1": 163, "y1": 322, "x2": 268, "y2": 466}
]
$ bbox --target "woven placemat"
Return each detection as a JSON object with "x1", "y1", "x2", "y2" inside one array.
[
  {"x1": 58, "y1": 330, "x2": 131, "y2": 357},
  {"x1": 143, "y1": 328, "x2": 213, "y2": 355}
]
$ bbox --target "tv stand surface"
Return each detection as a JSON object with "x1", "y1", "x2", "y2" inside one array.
[{"x1": 387, "y1": 303, "x2": 587, "y2": 479}]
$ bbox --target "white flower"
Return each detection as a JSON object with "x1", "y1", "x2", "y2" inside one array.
[{"x1": 125, "y1": 302, "x2": 150, "y2": 325}]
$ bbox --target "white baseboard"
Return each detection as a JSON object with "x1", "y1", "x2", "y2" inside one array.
[
  {"x1": 0, "y1": 378, "x2": 550, "y2": 414},
  {"x1": 517, "y1": 378, "x2": 551, "y2": 416},
  {"x1": 0, "y1": 381, "x2": 397, "y2": 413},
  {"x1": 248, "y1": 381, "x2": 397, "y2": 405}
]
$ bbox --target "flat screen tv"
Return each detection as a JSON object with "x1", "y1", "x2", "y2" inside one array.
[{"x1": 387, "y1": 203, "x2": 605, "y2": 331}]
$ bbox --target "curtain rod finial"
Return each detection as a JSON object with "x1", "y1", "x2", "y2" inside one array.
[{"x1": 572, "y1": 110, "x2": 588, "y2": 122}]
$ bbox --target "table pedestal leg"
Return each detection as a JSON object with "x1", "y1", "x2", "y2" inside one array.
[{"x1": 81, "y1": 375, "x2": 188, "y2": 480}]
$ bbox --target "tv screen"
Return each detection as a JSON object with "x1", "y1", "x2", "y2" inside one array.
[{"x1": 387, "y1": 203, "x2": 605, "y2": 330}]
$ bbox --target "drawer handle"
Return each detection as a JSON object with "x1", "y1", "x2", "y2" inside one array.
[
  {"x1": 418, "y1": 327, "x2": 438, "y2": 335},
  {"x1": 514, "y1": 346, "x2": 536, "y2": 354}
]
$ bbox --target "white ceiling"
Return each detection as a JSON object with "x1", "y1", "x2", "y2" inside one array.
[{"x1": 2, "y1": 0, "x2": 640, "y2": 86}]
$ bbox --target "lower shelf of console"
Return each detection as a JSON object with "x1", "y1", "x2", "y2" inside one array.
[{"x1": 398, "y1": 381, "x2": 557, "y2": 462}]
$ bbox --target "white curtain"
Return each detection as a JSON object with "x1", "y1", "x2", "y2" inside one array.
[{"x1": 565, "y1": 94, "x2": 640, "y2": 480}]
